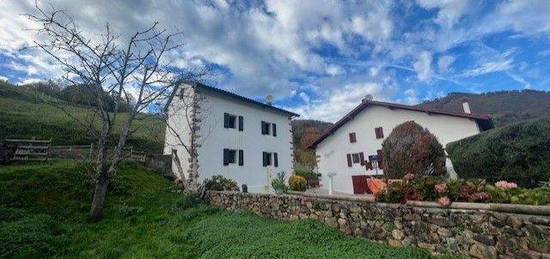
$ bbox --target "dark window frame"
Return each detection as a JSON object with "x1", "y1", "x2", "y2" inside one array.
[
  {"x1": 224, "y1": 113, "x2": 238, "y2": 129},
  {"x1": 261, "y1": 121, "x2": 270, "y2": 135},
  {"x1": 223, "y1": 148, "x2": 237, "y2": 166},
  {"x1": 262, "y1": 152, "x2": 272, "y2": 167}
]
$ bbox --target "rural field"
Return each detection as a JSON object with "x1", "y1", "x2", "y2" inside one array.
[
  {"x1": 0, "y1": 160, "x2": 450, "y2": 258},
  {"x1": 0, "y1": 82, "x2": 165, "y2": 153}
]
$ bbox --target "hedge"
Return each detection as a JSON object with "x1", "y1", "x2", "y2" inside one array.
[{"x1": 446, "y1": 116, "x2": 550, "y2": 188}]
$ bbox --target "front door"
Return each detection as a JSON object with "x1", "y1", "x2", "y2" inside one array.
[{"x1": 352, "y1": 175, "x2": 369, "y2": 194}]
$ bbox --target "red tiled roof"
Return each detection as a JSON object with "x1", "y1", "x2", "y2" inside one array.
[{"x1": 307, "y1": 99, "x2": 493, "y2": 149}]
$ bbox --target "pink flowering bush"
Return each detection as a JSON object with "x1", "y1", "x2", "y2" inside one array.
[
  {"x1": 495, "y1": 181, "x2": 518, "y2": 189},
  {"x1": 376, "y1": 176, "x2": 550, "y2": 206},
  {"x1": 437, "y1": 196, "x2": 451, "y2": 206},
  {"x1": 434, "y1": 183, "x2": 448, "y2": 194}
]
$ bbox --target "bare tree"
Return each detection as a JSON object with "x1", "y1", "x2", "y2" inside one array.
[{"x1": 26, "y1": 3, "x2": 208, "y2": 221}]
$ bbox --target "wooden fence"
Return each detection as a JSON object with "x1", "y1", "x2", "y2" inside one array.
[
  {"x1": 4, "y1": 138, "x2": 51, "y2": 161},
  {"x1": 2, "y1": 139, "x2": 147, "y2": 163}
]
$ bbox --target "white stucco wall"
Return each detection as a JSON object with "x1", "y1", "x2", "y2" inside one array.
[
  {"x1": 316, "y1": 105, "x2": 481, "y2": 194},
  {"x1": 164, "y1": 85, "x2": 294, "y2": 193}
]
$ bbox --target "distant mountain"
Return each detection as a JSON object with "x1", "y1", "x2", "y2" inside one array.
[
  {"x1": 417, "y1": 90, "x2": 550, "y2": 127},
  {"x1": 291, "y1": 119, "x2": 333, "y2": 147}
]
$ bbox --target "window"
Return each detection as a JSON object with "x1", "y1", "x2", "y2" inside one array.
[
  {"x1": 349, "y1": 132, "x2": 357, "y2": 143},
  {"x1": 223, "y1": 149, "x2": 244, "y2": 166},
  {"x1": 352, "y1": 153, "x2": 360, "y2": 163},
  {"x1": 272, "y1": 123, "x2": 277, "y2": 137},
  {"x1": 224, "y1": 113, "x2": 236, "y2": 129},
  {"x1": 346, "y1": 152, "x2": 365, "y2": 167},
  {"x1": 261, "y1": 121, "x2": 270, "y2": 135},
  {"x1": 223, "y1": 149, "x2": 237, "y2": 165},
  {"x1": 375, "y1": 127, "x2": 384, "y2": 139},
  {"x1": 224, "y1": 113, "x2": 244, "y2": 131},
  {"x1": 262, "y1": 152, "x2": 272, "y2": 167},
  {"x1": 273, "y1": 152, "x2": 278, "y2": 167}
]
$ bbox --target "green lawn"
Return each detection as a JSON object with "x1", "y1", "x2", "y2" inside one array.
[
  {"x1": 0, "y1": 160, "x2": 447, "y2": 258},
  {"x1": 0, "y1": 84, "x2": 164, "y2": 152}
]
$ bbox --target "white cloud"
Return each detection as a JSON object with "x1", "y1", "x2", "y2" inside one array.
[
  {"x1": 413, "y1": 51, "x2": 433, "y2": 82},
  {"x1": 403, "y1": 88, "x2": 419, "y2": 104},
  {"x1": 416, "y1": 0, "x2": 470, "y2": 29},
  {"x1": 462, "y1": 59, "x2": 513, "y2": 77},
  {"x1": 326, "y1": 64, "x2": 344, "y2": 76},
  {"x1": 437, "y1": 55, "x2": 455, "y2": 74},
  {"x1": 18, "y1": 78, "x2": 42, "y2": 85},
  {"x1": 299, "y1": 92, "x2": 310, "y2": 103},
  {"x1": 1, "y1": 0, "x2": 549, "y2": 122},
  {"x1": 0, "y1": 75, "x2": 8, "y2": 82}
]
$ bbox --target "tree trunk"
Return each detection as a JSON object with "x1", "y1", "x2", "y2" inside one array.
[{"x1": 88, "y1": 176, "x2": 110, "y2": 222}]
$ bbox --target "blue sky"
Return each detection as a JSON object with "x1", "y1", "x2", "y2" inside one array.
[{"x1": 1, "y1": 0, "x2": 549, "y2": 121}]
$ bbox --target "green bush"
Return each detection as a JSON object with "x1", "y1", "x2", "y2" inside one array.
[
  {"x1": 382, "y1": 121, "x2": 446, "y2": 178},
  {"x1": 271, "y1": 171, "x2": 288, "y2": 194},
  {"x1": 447, "y1": 116, "x2": 550, "y2": 187},
  {"x1": 288, "y1": 174, "x2": 307, "y2": 192},
  {"x1": 293, "y1": 162, "x2": 318, "y2": 181},
  {"x1": 203, "y1": 175, "x2": 239, "y2": 191}
]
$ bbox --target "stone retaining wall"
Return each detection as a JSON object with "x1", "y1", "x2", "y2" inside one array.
[{"x1": 207, "y1": 191, "x2": 550, "y2": 258}]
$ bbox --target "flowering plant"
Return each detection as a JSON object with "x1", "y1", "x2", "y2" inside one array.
[
  {"x1": 434, "y1": 183, "x2": 448, "y2": 194},
  {"x1": 495, "y1": 181, "x2": 518, "y2": 189},
  {"x1": 437, "y1": 196, "x2": 451, "y2": 206}
]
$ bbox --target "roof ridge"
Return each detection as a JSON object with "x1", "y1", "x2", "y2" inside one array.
[
  {"x1": 191, "y1": 82, "x2": 299, "y2": 117},
  {"x1": 307, "y1": 99, "x2": 493, "y2": 149}
]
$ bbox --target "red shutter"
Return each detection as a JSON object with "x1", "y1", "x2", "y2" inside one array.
[
  {"x1": 349, "y1": 132, "x2": 356, "y2": 143},
  {"x1": 359, "y1": 152, "x2": 365, "y2": 165},
  {"x1": 377, "y1": 149, "x2": 384, "y2": 169},
  {"x1": 375, "y1": 127, "x2": 384, "y2": 139},
  {"x1": 346, "y1": 154, "x2": 352, "y2": 167}
]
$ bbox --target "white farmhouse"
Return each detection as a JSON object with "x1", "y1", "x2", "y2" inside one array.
[
  {"x1": 308, "y1": 98, "x2": 493, "y2": 195},
  {"x1": 164, "y1": 82, "x2": 299, "y2": 193}
]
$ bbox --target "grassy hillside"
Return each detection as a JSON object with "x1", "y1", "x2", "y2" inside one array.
[
  {"x1": 0, "y1": 81, "x2": 164, "y2": 152},
  {"x1": 447, "y1": 116, "x2": 550, "y2": 187},
  {"x1": 418, "y1": 90, "x2": 550, "y2": 127},
  {"x1": 0, "y1": 160, "x2": 445, "y2": 258}
]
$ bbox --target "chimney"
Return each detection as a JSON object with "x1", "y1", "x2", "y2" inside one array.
[
  {"x1": 265, "y1": 94, "x2": 273, "y2": 106},
  {"x1": 362, "y1": 94, "x2": 374, "y2": 103},
  {"x1": 462, "y1": 98, "x2": 471, "y2": 114}
]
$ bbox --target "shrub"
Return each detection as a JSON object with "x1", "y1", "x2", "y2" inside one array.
[
  {"x1": 289, "y1": 174, "x2": 307, "y2": 192},
  {"x1": 203, "y1": 175, "x2": 239, "y2": 191},
  {"x1": 446, "y1": 116, "x2": 550, "y2": 187},
  {"x1": 382, "y1": 121, "x2": 446, "y2": 178},
  {"x1": 377, "y1": 176, "x2": 507, "y2": 204},
  {"x1": 271, "y1": 171, "x2": 288, "y2": 194},
  {"x1": 293, "y1": 162, "x2": 318, "y2": 181}
]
